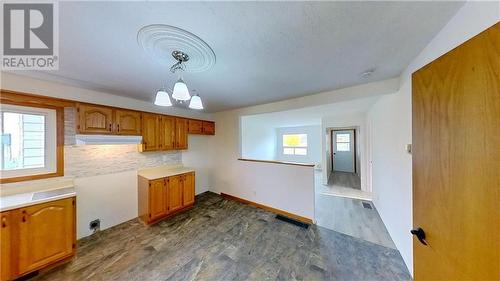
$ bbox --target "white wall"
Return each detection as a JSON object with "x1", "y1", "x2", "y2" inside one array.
[
  {"x1": 368, "y1": 2, "x2": 500, "y2": 275},
  {"x1": 276, "y1": 125, "x2": 321, "y2": 165},
  {"x1": 182, "y1": 135, "x2": 215, "y2": 195},
  {"x1": 240, "y1": 115, "x2": 277, "y2": 160}
]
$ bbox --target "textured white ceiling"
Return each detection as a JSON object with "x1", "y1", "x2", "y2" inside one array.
[{"x1": 14, "y1": 1, "x2": 463, "y2": 112}]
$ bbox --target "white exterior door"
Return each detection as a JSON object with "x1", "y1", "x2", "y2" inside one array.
[{"x1": 333, "y1": 130, "x2": 355, "y2": 173}]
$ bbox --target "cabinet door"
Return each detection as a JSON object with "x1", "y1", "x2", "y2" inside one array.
[
  {"x1": 160, "y1": 116, "x2": 175, "y2": 150},
  {"x1": 202, "y1": 121, "x2": 215, "y2": 135},
  {"x1": 77, "y1": 104, "x2": 114, "y2": 134},
  {"x1": 182, "y1": 172, "x2": 195, "y2": 206},
  {"x1": 17, "y1": 198, "x2": 75, "y2": 275},
  {"x1": 142, "y1": 113, "x2": 160, "y2": 151},
  {"x1": 115, "y1": 109, "x2": 141, "y2": 135},
  {"x1": 175, "y1": 118, "x2": 188, "y2": 150},
  {"x1": 148, "y1": 179, "x2": 168, "y2": 222},
  {"x1": 188, "y1": 120, "x2": 203, "y2": 134},
  {"x1": 1, "y1": 211, "x2": 12, "y2": 281},
  {"x1": 167, "y1": 176, "x2": 183, "y2": 213}
]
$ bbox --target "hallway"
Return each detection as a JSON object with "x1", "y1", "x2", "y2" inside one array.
[{"x1": 314, "y1": 171, "x2": 395, "y2": 249}]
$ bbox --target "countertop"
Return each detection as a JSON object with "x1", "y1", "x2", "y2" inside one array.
[
  {"x1": 137, "y1": 165, "x2": 195, "y2": 180},
  {"x1": 0, "y1": 180, "x2": 76, "y2": 212}
]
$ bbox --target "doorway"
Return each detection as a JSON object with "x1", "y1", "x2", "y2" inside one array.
[{"x1": 330, "y1": 128, "x2": 360, "y2": 190}]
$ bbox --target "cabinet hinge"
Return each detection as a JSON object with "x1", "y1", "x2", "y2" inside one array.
[
  {"x1": 72, "y1": 243, "x2": 76, "y2": 249},
  {"x1": 149, "y1": 183, "x2": 151, "y2": 187},
  {"x1": 72, "y1": 200, "x2": 75, "y2": 206}
]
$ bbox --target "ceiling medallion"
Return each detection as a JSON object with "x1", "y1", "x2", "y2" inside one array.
[
  {"x1": 137, "y1": 24, "x2": 216, "y2": 73},
  {"x1": 138, "y1": 25, "x2": 215, "y2": 110}
]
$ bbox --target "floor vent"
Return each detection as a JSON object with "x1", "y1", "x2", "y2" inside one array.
[
  {"x1": 275, "y1": 214, "x2": 309, "y2": 229},
  {"x1": 362, "y1": 202, "x2": 373, "y2": 209}
]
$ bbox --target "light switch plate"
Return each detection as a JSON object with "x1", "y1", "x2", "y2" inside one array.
[{"x1": 406, "y1": 144, "x2": 412, "y2": 154}]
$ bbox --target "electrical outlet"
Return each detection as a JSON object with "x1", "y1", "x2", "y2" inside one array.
[{"x1": 89, "y1": 219, "x2": 100, "y2": 233}]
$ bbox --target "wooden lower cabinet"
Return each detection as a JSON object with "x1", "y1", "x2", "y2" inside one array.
[
  {"x1": 1, "y1": 212, "x2": 12, "y2": 281},
  {"x1": 138, "y1": 172, "x2": 195, "y2": 225},
  {"x1": 0, "y1": 197, "x2": 76, "y2": 281}
]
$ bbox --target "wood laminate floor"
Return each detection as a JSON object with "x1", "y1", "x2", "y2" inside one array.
[
  {"x1": 32, "y1": 192, "x2": 410, "y2": 281},
  {"x1": 314, "y1": 171, "x2": 394, "y2": 249},
  {"x1": 329, "y1": 171, "x2": 361, "y2": 190}
]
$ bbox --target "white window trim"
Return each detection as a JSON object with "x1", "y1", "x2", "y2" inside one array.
[{"x1": 0, "y1": 104, "x2": 57, "y2": 179}]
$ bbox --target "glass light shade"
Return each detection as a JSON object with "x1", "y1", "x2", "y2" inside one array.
[
  {"x1": 154, "y1": 90, "x2": 172, "y2": 106},
  {"x1": 172, "y1": 79, "x2": 191, "y2": 101},
  {"x1": 188, "y1": 95, "x2": 203, "y2": 110}
]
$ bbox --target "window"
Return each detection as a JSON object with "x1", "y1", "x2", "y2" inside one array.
[
  {"x1": 1, "y1": 104, "x2": 58, "y2": 181},
  {"x1": 282, "y1": 134, "x2": 307, "y2": 155},
  {"x1": 336, "y1": 133, "x2": 350, "y2": 151}
]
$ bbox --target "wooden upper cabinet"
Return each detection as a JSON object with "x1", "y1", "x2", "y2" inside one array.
[
  {"x1": 160, "y1": 116, "x2": 175, "y2": 150},
  {"x1": 115, "y1": 109, "x2": 141, "y2": 135},
  {"x1": 175, "y1": 118, "x2": 188, "y2": 150},
  {"x1": 187, "y1": 119, "x2": 215, "y2": 135},
  {"x1": 182, "y1": 172, "x2": 195, "y2": 207},
  {"x1": 1, "y1": 211, "x2": 12, "y2": 281},
  {"x1": 188, "y1": 120, "x2": 203, "y2": 134},
  {"x1": 77, "y1": 104, "x2": 113, "y2": 134},
  {"x1": 202, "y1": 121, "x2": 215, "y2": 135},
  {"x1": 17, "y1": 198, "x2": 75, "y2": 275},
  {"x1": 141, "y1": 113, "x2": 160, "y2": 151},
  {"x1": 148, "y1": 179, "x2": 167, "y2": 221},
  {"x1": 167, "y1": 175, "x2": 183, "y2": 213}
]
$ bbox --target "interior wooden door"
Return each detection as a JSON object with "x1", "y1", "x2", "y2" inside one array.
[
  {"x1": 115, "y1": 109, "x2": 141, "y2": 135},
  {"x1": 167, "y1": 175, "x2": 183, "y2": 213},
  {"x1": 77, "y1": 104, "x2": 114, "y2": 134},
  {"x1": 141, "y1": 113, "x2": 160, "y2": 151},
  {"x1": 148, "y1": 179, "x2": 167, "y2": 221},
  {"x1": 17, "y1": 198, "x2": 75, "y2": 275},
  {"x1": 1, "y1": 211, "x2": 12, "y2": 281},
  {"x1": 412, "y1": 23, "x2": 499, "y2": 281},
  {"x1": 175, "y1": 118, "x2": 188, "y2": 150},
  {"x1": 160, "y1": 116, "x2": 175, "y2": 150},
  {"x1": 182, "y1": 172, "x2": 195, "y2": 206}
]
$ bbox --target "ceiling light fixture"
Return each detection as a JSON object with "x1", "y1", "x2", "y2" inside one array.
[
  {"x1": 138, "y1": 25, "x2": 216, "y2": 111},
  {"x1": 360, "y1": 68, "x2": 375, "y2": 78},
  {"x1": 154, "y1": 89, "x2": 172, "y2": 106},
  {"x1": 189, "y1": 94, "x2": 204, "y2": 110}
]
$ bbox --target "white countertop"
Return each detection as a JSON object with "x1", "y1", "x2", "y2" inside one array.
[
  {"x1": 0, "y1": 180, "x2": 76, "y2": 212},
  {"x1": 137, "y1": 165, "x2": 195, "y2": 180}
]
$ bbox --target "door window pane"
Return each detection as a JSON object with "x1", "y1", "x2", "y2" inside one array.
[
  {"x1": 337, "y1": 143, "x2": 350, "y2": 152},
  {"x1": 336, "y1": 133, "x2": 350, "y2": 143}
]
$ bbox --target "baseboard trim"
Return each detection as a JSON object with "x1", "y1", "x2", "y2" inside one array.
[{"x1": 220, "y1": 193, "x2": 313, "y2": 225}]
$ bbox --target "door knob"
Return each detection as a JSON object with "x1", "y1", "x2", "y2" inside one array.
[{"x1": 410, "y1": 227, "x2": 428, "y2": 245}]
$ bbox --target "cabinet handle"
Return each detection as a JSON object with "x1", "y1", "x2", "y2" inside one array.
[
  {"x1": 1, "y1": 217, "x2": 6, "y2": 228},
  {"x1": 117, "y1": 124, "x2": 120, "y2": 132},
  {"x1": 22, "y1": 215, "x2": 26, "y2": 222},
  {"x1": 109, "y1": 123, "x2": 112, "y2": 131}
]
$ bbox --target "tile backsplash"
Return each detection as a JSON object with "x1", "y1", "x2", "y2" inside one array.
[{"x1": 64, "y1": 144, "x2": 181, "y2": 178}]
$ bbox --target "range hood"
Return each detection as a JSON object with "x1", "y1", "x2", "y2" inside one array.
[{"x1": 75, "y1": 134, "x2": 142, "y2": 145}]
